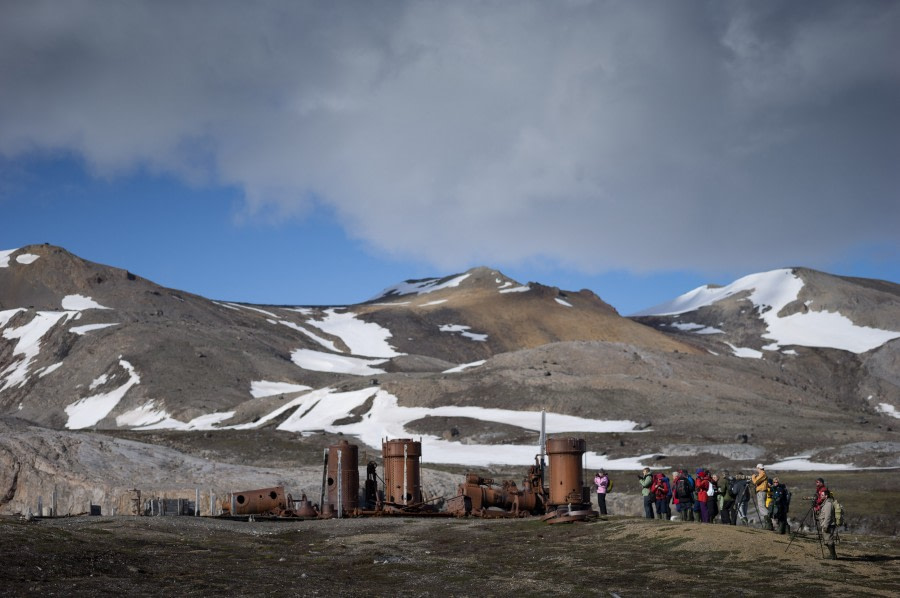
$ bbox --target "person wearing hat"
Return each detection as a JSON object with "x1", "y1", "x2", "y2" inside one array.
[
  {"x1": 593, "y1": 470, "x2": 610, "y2": 516},
  {"x1": 751, "y1": 464, "x2": 773, "y2": 530},
  {"x1": 639, "y1": 467, "x2": 654, "y2": 519},
  {"x1": 814, "y1": 478, "x2": 838, "y2": 559}
]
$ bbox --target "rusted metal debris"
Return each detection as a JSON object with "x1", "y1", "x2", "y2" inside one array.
[{"x1": 216, "y1": 435, "x2": 597, "y2": 523}]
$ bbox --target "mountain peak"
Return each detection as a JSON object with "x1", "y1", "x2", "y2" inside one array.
[{"x1": 367, "y1": 267, "x2": 521, "y2": 302}]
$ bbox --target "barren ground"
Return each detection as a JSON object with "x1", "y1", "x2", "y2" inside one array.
[{"x1": 1, "y1": 513, "x2": 897, "y2": 597}]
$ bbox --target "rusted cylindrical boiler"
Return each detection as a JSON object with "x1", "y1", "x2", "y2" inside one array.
[
  {"x1": 326, "y1": 440, "x2": 360, "y2": 513},
  {"x1": 546, "y1": 437, "x2": 587, "y2": 507},
  {"x1": 226, "y1": 486, "x2": 287, "y2": 515},
  {"x1": 382, "y1": 438, "x2": 423, "y2": 506}
]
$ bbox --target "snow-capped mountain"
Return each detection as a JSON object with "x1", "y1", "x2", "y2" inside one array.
[
  {"x1": 633, "y1": 268, "x2": 900, "y2": 356},
  {"x1": 1, "y1": 245, "x2": 899, "y2": 493}
]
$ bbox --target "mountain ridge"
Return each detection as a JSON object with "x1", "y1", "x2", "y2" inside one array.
[{"x1": 1, "y1": 244, "x2": 898, "y2": 495}]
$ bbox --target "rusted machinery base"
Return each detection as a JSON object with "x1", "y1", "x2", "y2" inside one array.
[{"x1": 542, "y1": 508, "x2": 598, "y2": 524}]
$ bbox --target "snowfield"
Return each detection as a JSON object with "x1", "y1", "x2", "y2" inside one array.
[
  {"x1": 634, "y1": 269, "x2": 900, "y2": 354},
  {"x1": 65, "y1": 359, "x2": 140, "y2": 429},
  {"x1": 373, "y1": 273, "x2": 471, "y2": 299}
]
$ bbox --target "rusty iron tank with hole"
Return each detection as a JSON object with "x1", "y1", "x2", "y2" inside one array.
[
  {"x1": 325, "y1": 439, "x2": 360, "y2": 515},
  {"x1": 222, "y1": 486, "x2": 288, "y2": 515},
  {"x1": 382, "y1": 438, "x2": 423, "y2": 508}
]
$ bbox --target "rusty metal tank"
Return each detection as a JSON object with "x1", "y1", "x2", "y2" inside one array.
[
  {"x1": 326, "y1": 440, "x2": 360, "y2": 514},
  {"x1": 225, "y1": 486, "x2": 287, "y2": 515},
  {"x1": 382, "y1": 438, "x2": 423, "y2": 506},
  {"x1": 546, "y1": 437, "x2": 587, "y2": 507}
]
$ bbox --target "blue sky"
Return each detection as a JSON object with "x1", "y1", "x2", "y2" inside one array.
[{"x1": 2, "y1": 1, "x2": 898, "y2": 315}]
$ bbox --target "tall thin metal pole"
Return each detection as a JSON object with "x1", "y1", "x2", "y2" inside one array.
[
  {"x1": 540, "y1": 410, "x2": 546, "y2": 482},
  {"x1": 337, "y1": 450, "x2": 343, "y2": 519},
  {"x1": 320, "y1": 448, "x2": 328, "y2": 512},
  {"x1": 403, "y1": 443, "x2": 408, "y2": 506}
]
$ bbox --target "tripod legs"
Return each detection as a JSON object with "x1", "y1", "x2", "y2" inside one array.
[{"x1": 785, "y1": 503, "x2": 813, "y2": 553}]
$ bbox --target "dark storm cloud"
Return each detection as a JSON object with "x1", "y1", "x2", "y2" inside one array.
[{"x1": 1, "y1": 0, "x2": 897, "y2": 273}]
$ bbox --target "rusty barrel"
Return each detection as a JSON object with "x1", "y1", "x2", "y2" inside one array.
[
  {"x1": 228, "y1": 486, "x2": 287, "y2": 515},
  {"x1": 326, "y1": 440, "x2": 360, "y2": 512},
  {"x1": 546, "y1": 437, "x2": 587, "y2": 507},
  {"x1": 382, "y1": 438, "x2": 423, "y2": 505}
]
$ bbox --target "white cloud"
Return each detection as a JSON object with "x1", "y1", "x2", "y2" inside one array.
[{"x1": 0, "y1": 2, "x2": 897, "y2": 274}]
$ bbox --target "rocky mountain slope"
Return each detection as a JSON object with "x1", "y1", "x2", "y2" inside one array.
[{"x1": 1, "y1": 244, "x2": 898, "y2": 516}]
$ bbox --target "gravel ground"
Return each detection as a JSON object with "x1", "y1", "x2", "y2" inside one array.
[{"x1": 2, "y1": 513, "x2": 898, "y2": 597}]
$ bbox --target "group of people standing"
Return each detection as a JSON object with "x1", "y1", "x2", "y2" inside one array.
[
  {"x1": 594, "y1": 464, "x2": 841, "y2": 559},
  {"x1": 633, "y1": 464, "x2": 791, "y2": 530}
]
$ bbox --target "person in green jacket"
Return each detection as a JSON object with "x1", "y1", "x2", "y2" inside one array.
[{"x1": 639, "y1": 467, "x2": 654, "y2": 519}]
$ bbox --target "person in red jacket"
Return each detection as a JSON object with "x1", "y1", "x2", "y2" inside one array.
[
  {"x1": 813, "y1": 478, "x2": 829, "y2": 513},
  {"x1": 695, "y1": 469, "x2": 710, "y2": 523},
  {"x1": 651, "y1": 472, "x2": 669, "y2": 520}
]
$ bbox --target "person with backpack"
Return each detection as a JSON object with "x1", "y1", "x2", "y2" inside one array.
[
  {"x1": 814, "y1": 478, "x2": 838, "y2": 559},
  {"x1": 694, "y1": 469, "x2": 711, "y2": 523},
  {"x1": 651, "y1": 472, "x2": 669, "y2": 520},
  {"x1": 707, "y1": 473, "x2": 720, "y2": 523},
  {"x1": 731, "y1": 476, "x2": 751, "y2": 525},
  {"x1": 674, "y1": 469, "x2": 694, "y2": 521},
  {"x1": 720, "y1": 472, "x2": 737, "y2": 525},
  {"x1": 770, "y1": 476, "x2": 790, "y2": 535},
  {"x1": 661, "y1": 471, "x2": 673, "y2": 520},
  {"x1": 594, "y1": 470, "x2": 610, "y2": 516},
  {"x1": 639, "y1": 467, "x2": 654, "y2": 519}
]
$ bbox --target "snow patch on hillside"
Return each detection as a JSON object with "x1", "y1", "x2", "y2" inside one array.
[
  {"x1": 876, "y1": 403, "x2": 900, "y2": 419},
  {"x1": 0, "y1": 249, "x2": 19, "y2": 267},
  {"x1": 226, "y1": 303, "x2": 280, "y2": 318},
  {"x1": 250, "y1": 380, "x2": 312, "y2": 398},
  {"x1": 71, "y1": 323, "x2": 119, "y2": 335},
  {"x1": 270, "y1": 388, "x2": 643, "y2": 467},
  {"x1": 374, "y1": 273, "x2": 471, "y2": 299},
  {"x1": 16, "y1": 253, "x2": 40, "y2": 265},
  {"x1": 500, "y1": 285, "x2": 530, "y2": 294},
  {"x1": 670, "y1": 322, "x2": 723, "y2": 334},
  {"x1": 634, "y1": 269, "x2": 900, "y2": 354},
  {"x1": 125, "y1": 387, "x2": 646, "y2": 466},
  {"x1": 439, "y1": 324, "x2": 488, "y2": 342},
  {"x1": 1, "y1": 311, "x2": 74, "y2": 390},
  {"x1": 291, "y1": 348, "x2": 387, "y2": 375},
  {"x1": 65, "y1": 359, "x2": 140, "y2": 429},
  {"x1": 279, "y1": 320, "x2": 340, "y2": 352},
  {"x1": 62, "y1": 295, "x2": 110, "y2": 310},
  {"x1": 443, "y1": 360, "x2": 486, "y2": 373},
  {"x1": 726, "y1": 343, "x2": 763, "y2": 359},
  {"x1": 420, "y1": 299, "x2": 448, "y2": 307},
  {"x1": 116, "y1": 401, "x2": 169, "y2": 427},
  {"x1": 305, "y1": 309, "x2": 402, "y2": 357},
  {"x1": 767, "y1": 456, "x2": 854, "y2": 471},
  {"x1": 38, "y1": 362, "x2": 63, "y2": 377},
  {"x1": 133, "y1": 409, "x2": 237, "y2": 431}
]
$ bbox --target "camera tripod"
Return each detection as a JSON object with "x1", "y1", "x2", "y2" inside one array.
[
  {"x1": 784, "y1": 502, "x2": 825, "y2": 558},
  {"x1": 734, "y1": 482, "x2": 766, "y2": 528}
]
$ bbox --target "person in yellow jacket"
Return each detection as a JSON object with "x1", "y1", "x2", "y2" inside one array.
[{"x1": 751, "y1": 464, "x2": 773, "y2": 530}]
